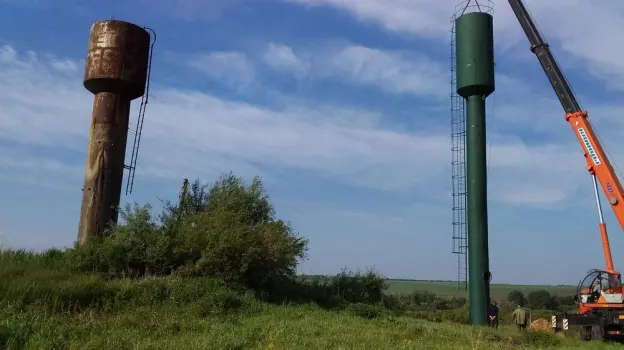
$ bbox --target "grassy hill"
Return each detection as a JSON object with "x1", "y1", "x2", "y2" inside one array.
[
  {"x1": 0, "y1": 263, "x2": 616, "y2": 349},
  {"x1": 6, "y1": 302, "x2": 620, "y2": 349},
  {"x1": 0, "y1": 175, "x2": 605, "y2": 349},
  {"x1": 0, "y1": 250, "x2": 613, "y2": 349}
]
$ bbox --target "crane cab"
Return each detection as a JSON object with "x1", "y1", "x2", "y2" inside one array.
[
  {"x1": 561, "y1": 269, "x2": 624, "y2": 340},
  {"x1": 577, "y1": 269, "x2": 623, "y2": 308},
  {"x1": 578, "y1": 269, "x2": 623, "y2": 303}
]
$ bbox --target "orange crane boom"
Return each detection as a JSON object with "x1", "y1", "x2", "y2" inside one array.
[
  {"x1": 566, "y1": 112, "x2": 618, "y2": 272},
  {"x1": 508, "y1": 0, "x2": 623, "y2": 273},
  {"x1": 509, "y1": 0, "x2": 624, "y2": 341}
]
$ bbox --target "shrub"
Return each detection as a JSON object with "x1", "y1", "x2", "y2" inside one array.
[
  {"x1": 412, "y1": 308, "x2": 469, "y2": 324},
  {"x1": 556, "y1": 295, "x2": 575, "y2": 306},
  {"x1": 434, "y1": 296, "x2": 466, "y2": 311},
  {"x1": 330, "y1": 268, "x2": 387, "y2": 304},
  {"x1": 254, "y1": 269, "x2": 389, "y2": 310},
  {"x1": 70, "y1": 203, "x2": 178, "y2": 278},
  {"x1": 409, "y1": 290, "x2": 437, "y2": 307},
  {"x1": 191, "y1": 288, "x2": 256, "y2": 317},
  {"x1": 527, "y1": 290, "x2": 559, "y2": 310},
  {"x1": 345, "y1": 303, "x2": 387, "y2": 319},
  {"x1": 71, "y1": 173, "x2": 309, "y2": 294},
  {"x1": 0, "y1": 172, "x2": 399, "y2": 316},
  {"x1": 507, "y1": 290, "x2": 526, "y2": 306}
]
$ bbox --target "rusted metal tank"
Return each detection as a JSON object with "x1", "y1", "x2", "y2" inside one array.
[
  {"x1": 77, "y1": 20, "x2": 151, "y2": 246},
  {"x1": 83, "y1": 20, "x2": 150, "y2": 100}
]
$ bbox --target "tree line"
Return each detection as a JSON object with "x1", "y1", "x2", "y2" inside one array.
[{"x1": 507, "y1": 289, "x2": 575, "y2": 311}]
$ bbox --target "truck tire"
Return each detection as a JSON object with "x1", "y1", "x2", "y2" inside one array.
[
  {"x1": 591, "y1": 325, "x2": 604, "y2": 340},
  {"x1": 580, "y1": 326, "x2": 591, "y2": 341}
]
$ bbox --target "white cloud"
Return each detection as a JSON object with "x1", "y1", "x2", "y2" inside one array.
[
  {"x1": 263, "y1": 43, "x2": 308, "y2": 77},
  {"x1": 134, "y1": 88, "x2": 451, "y2": 191},
  {"x1": 257, "y1": 42, "x2": 448, "y2": 98},
  {"x1": 283, "y1": 0, "x2": 453, "y2": 38},
  {"x1": 1, "y1": 44, "x2": 621, "y2": 211},
  {"x1": 48, "y1": 58, "x2": 80, "y2": 74},
  {"x1": 0, "y1": 45, "x2": 91, "y2": 150},
  {"x1": 321, "y1": 44, "x2": 447, "y2": 97},
  {"x1": 277, "y1": 0, "x2": 539, "y2": 42},
  {"x1": 0, "y1": 147, "x2": 83, "y2": 190},
  {"x1": 185, "y1": 41, "x2": 447, "y2": 98},
  {"x1": 486, "y1": 139, "x2": 581, "y2": 208},
  {"x1": 187, "y1": 51, "x2": 256, "y2": 90},
  {"x1": 283, "y1": 0, "x2": 624, "y2": 89},
  {"x1": 1, "y1": 44, "x2": 451, "y2": 194}
]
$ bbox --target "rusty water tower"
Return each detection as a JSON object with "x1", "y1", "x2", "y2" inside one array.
[{"x1": 77, "y1": 20, "x2": 153, "y2": 245}]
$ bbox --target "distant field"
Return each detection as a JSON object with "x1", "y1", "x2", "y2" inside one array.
[{"x1": 385, "y1": 279, "x2": 576, "y2": 299}]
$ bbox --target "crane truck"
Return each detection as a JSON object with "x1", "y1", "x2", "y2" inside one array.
[{"x1": 508, "y1": 0, "x2": 624, "y2": 341}]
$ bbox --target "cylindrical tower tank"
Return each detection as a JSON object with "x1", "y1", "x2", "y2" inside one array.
[
  {"x1": 77, "y1": 20, "x2": 150, "y2": 246},
  {"x1": 456, "y1": 12, "x2": 495, "y2": 99},
  {"x1": 455, "y1": 9, "x2": 495, "y2": 326},
  {"x1": 83, "y1": 20, "x2": 150, "y2": 99}
]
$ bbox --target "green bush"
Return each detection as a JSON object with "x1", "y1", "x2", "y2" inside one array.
[
  {"x1": 191, "y1": 288, "x2": 257, "y2": 317},
  {"x1": 254, "y1": 269, "x2": 388, "y2": 310},
  {"x1": 70, "y1": 173, "x2": 309, "y2": 294},
  {"x1": 408, "y1": 290, "x2": 437, "y2": 307},
  {"x1": 507, "y1": 290, "x2": 526, "y2": 306},
  {"x1": 0, "y1": 173, "x2": 397, "y2": 318},
  {"x1": 345, "y1": 303, "x2": 388, "y2": 319},
  {"x1": 527, "y1": 290, "x2": 559, "y2": 310},
  {"x1": 330, "y1": 268, "x2": 387, "y2": 304},
  {"x1": 411, "y1": 308, "x2": 469, "y2": 324}
]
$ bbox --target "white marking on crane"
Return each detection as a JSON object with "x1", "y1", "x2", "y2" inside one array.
[{"x1": 578, "y1": 128, "x2": 601, "y2": 165}]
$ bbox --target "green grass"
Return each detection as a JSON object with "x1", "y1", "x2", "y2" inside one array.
[
  {"x1": 0, "y1": 269, "x2": 611, "y2": 349},
  {"x1": 3, "y1": 174, "x2": 598, "y2": 349},
  {"x1": 385, "y1": 280, "x2": 576, "y2": 299},
  {"x1": 2, "y1": 301, "x2": 620, "y2": 349},
  {"x1": 0, "y1": 252, "x2": 603, "y2": 349}
]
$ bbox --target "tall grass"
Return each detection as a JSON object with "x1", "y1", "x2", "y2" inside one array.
[
  {"x1": 0, "y1": 174, "x2": 614, "y2": 348},
  {"x1": 0, "y1": 249, "x2": 618, "y2": 349}
]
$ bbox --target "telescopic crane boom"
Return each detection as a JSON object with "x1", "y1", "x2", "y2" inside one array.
[
  {"x1": 509, "y1": 0, "x2": 624, "y2": 274},
  {"x1": 509, "y1": 0, "x2": 624, "y2": 340}
]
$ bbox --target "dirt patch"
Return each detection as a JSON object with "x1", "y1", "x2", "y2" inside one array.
[{"x1": 529, "y1": 318, "x2": 552, "y2": 332}]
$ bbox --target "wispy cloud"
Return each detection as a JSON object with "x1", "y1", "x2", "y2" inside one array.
[
  {"x1": 0, "y1": 148, "x2": 82, "y2": 190},
  {"x1": 283, "y1": 0, "x2": 624, "y2": 88},
  {"x1": 187, "y1": 51, "x2": 256, "y2": 91},
  {"x1": 315, "y1": 44, "x2": 448, "y2": 98},
  {"x1": 263, "y1": 43, "x2": 308, "y2": 77},
  {"x1": 190, "y1": 42, "x2": 449, "y2": 98},
  {"x1": 282, "y1": 0, "x2": 452, "y2": 38},
  {"x1": 0, "y1": 44, "x2": 615, "y2": 210}
]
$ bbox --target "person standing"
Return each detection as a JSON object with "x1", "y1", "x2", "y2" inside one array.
[
  {"x1": 512, "y1": 304, "x2": 530, "y2": 331},
  {"x1": 488, "y1": 300, "x2": 499, "y2": 329}
]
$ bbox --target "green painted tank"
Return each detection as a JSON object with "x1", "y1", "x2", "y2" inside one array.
[{"x1": 456, "y1": 12, "x2": 495, "y2": 98}]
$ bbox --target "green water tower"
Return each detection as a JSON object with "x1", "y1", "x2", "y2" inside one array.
[{"x1": 454, "y1": 2, "x2": 495, "y2": 326}]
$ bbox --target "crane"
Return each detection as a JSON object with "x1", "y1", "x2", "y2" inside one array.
[{"x1": 508, "y1": 0, "x2": 624, "y2": 341}]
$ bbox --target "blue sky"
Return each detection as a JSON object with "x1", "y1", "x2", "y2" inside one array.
[{"x1": 2, "y1": 0, "x2": 624, "y2": 285}]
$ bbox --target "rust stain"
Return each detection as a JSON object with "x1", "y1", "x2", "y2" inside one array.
[{"x1": 83, "y1": 20, "x2": 150, "y2": 99}]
